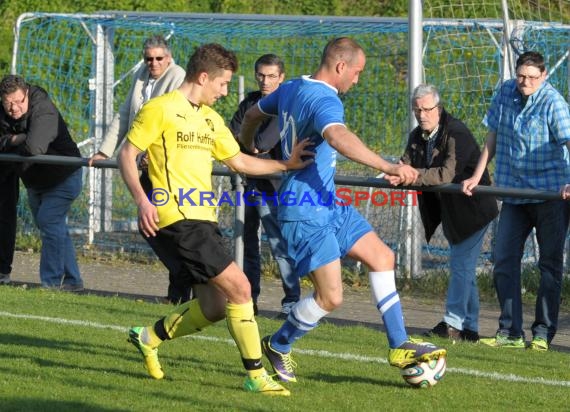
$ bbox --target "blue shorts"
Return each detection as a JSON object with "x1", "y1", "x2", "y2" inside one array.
[{"x1": 280, "y1": 205, "x2": 373, "y2": 275}]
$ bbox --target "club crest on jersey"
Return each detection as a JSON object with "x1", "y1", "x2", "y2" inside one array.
[{"x1": 205, "y1": 118, "x2": 215, "y2": 132}]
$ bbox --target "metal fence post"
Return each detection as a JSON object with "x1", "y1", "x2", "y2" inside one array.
[{"x1": 233, "y1": 173, "x2": 245, "y2": 269}]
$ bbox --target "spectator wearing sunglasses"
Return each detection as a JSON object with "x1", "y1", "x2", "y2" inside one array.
[{"x1": 90, "y1": 35, "x2": 185, "y2": 164}]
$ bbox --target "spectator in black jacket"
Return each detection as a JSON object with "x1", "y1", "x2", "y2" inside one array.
[
  {"x1": 0, "y1": 75, "x2": 83, "y2": 291},
  {"x1": 399, "y1": 83, "x2": 498, "y2": 341},
  {"x1": 228, "y1": 54, "x2": 300, "y2": 317}
]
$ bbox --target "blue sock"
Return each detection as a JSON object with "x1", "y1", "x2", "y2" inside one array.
[
  {"x1": 370, "y1": 271, "x2": 408, "y2": 348},
  {"x1": 377, "y1": 292, "x2": 408, "y2": 348},
  {"x1": 271, "y1": 294, "x2": 328, "y2": 352}
]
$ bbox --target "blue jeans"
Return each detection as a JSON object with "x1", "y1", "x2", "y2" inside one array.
[
  {"x1": 244, "y1": 190, "x2": 300, "y2": 306},
  {"x1": 493, "y1": 201, "x2": 569, "y2": 343},
  {"x1": 443, "y1": 225, "x2": 489, "y2": 332},
  {"x1": 27, "y1": 168, "x2": 83, "y2": 287}
]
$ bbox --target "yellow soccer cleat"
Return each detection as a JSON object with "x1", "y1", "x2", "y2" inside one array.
[
  {"x1": 388, "y1": 340, "x2": 447, "y2": 368},
  {"x1": 244, "y1": 371, "x2": 291, "y2": 396},
  {"x1": 128, "y1": 326, "x2": 165, "y2": 379}
]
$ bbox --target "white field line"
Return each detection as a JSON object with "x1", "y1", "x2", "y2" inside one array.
[{"x1": 2, "y1": 310, "x2": 569, "y2": 388}]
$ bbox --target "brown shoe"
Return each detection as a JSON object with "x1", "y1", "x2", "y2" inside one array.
[{"x1": 424, "y1": 321, "x2": 461, "y2": 340}]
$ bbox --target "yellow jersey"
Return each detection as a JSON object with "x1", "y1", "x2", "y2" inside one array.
[{"x1": 126, "y1": 90, "x2": 240, "y2": 228}]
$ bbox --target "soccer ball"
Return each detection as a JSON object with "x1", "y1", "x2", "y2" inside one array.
[{"x1": 400, "y1": 357, "x2": 446, "y2": 388}]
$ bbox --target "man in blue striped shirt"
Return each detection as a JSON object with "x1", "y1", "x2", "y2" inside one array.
[{"x1": 463, "y1": 51, "x2": 570, "y2": 351}]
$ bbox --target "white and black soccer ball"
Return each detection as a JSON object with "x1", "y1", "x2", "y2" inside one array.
[{"x1": 400, "y1": 357, "x2": 446, "y2": 388}]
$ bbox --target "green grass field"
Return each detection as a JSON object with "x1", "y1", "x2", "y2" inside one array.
[{"x1": 1, "y1": 286, "x2": 569, "y2": 412}]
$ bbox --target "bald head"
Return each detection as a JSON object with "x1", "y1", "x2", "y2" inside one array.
[
  {"x1": 314, "y1": 37, "x2": 366, "y2": 94},
  {"x1": 320, "y1": 37, "x2": 364, "y2": 69}
]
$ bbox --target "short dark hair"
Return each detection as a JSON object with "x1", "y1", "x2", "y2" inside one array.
[
  {"x1": 516, "y1": 51, "x2": 546, "y2": 73},
  {"x1": 254, "y1": 54, "x2": 285, "y2": 74},
  {"x1": 185, "y1": 43, "x2": 238, "y2": 81},
  {"x1": 0, "y1": 74, "x2": 28, "y2": 98}
]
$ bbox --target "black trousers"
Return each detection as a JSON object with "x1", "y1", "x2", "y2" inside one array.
[{"x1": 0, "y1": 165, "x2": 19, "y2": 275}]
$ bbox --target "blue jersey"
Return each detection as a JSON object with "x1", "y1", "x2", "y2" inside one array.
[{"x1": 258, "y1": 76, "x2": 345, "y2": 222}]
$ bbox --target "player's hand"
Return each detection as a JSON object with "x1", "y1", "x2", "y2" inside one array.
[
  {"x1": 88, "y1": 152, "x2": 108, "y2": 167},
  {"x1": 285, "y1": 138, "x2": 315, "y2": 170},
  {"x1": 137, "y1": 151, "x2": 149, "y2": 169},
  {"x1": 462, "y1": 176, "x2": 480, "y2": 196},
  {"x1": 560, "y1": 183, "x2": 570, "y2": 200},
  {"x1": 389, "y1": 164, "x2": 418, "y2": 186},
  {"x1": 137, "y1": 200, "x2": 160, "y2": 237}
]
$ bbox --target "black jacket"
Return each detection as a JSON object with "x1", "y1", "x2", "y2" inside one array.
[
  {"x1": 401, "y1": 109, "x2": 498, "y2": 244},
  {"x1": 0, "y1": 85, "x2": 80, "y2": 190},
  {"x1": 228, "y1": 91, "x2": 281, "y2": 194}
]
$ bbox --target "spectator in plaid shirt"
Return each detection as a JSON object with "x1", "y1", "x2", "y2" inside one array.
[{"x1": 463, "y1": 51, "x2": 570, "y2": 351}]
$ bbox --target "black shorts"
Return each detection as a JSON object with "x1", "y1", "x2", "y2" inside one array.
[{"x1": 158, "y1": 220, "x2": 234, "y2": 284}]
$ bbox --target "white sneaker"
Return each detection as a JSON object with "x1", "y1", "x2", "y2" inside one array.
[{"x1": 0, "y1": 273, "x2": 10, "y2": 285}]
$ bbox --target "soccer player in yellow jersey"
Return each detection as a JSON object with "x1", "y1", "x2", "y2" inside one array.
[{"x1": 118, "y1": 43, "x2": 313, "y2": 396}]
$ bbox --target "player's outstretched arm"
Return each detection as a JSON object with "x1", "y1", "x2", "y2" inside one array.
[
  {"x1": 238, "y1": 104, "x2": 269, "y2": 153},
  {"x1": 225, "y1": 138, "x2": 314, "y2": 175},
  {"x1": 324, "y1": 124, "x2": 418, "y2": 185}
]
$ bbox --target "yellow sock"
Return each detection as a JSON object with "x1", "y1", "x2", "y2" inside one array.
[
  {"x1": 163, "y1": 299, "x2": 213, "y2": 339},
  {"x1": 226, "y1": 300, "x2": 264, "y2": 371}
]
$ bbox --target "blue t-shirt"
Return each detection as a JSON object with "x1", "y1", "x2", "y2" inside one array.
[{"x1": 258, "y1": 76, "x2": 345, "y2": 222}]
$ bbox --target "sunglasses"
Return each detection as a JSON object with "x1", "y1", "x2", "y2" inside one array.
[{"x1": 145, "y1": 56, "x2": 165, "y2": 62}]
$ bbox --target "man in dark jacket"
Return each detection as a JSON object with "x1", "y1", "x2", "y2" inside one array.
[
  {"x1": 400, "y1": 83, "x2": 498, "y2": 341},
  {"x1": 228, "y1": 54, "x2": 300, "y2": 317},
  {"x1": 0, "y1": 75, "x2": 83, "y2": 290}
]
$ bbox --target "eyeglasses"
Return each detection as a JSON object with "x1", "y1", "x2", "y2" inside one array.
[
  {"x1": 145, "y1": 56, "x2": 165, "y2": 63},
  {"x1": 2, "y1": 89, "x2": 28, "y2": 110},
  {"x1": 255, "y1": 72, "x2": 280, "y2": 81},
  {"x1": 412, "y1": 104, "x2": 439, "y2": 115},
  {"x1": 516, "y1": 73, "x2": 541, "y2": 81}
]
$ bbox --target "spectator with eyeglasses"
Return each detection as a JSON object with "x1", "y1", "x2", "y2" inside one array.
[
  {"x1": 398, "y1": 83, "x2": 498, "y2": 343},
  {"x1": 90, "y1": 35, "x2": 185, "y2": 162},
  {"x1": 228, "y1": 54, "x2": 301, "y2": 318},
  {"x1": 0, "y1": 82, "x2": 24, "y2": 285},
  {"x1": 0, "y1": 74, "x2": 83, "y2": 290},
  {"x1": 463, "y1": 51, "x2": 570, "y2": 351},
  {"x1": 89, "y1": 35, "x2": 190, "y2": 304}
]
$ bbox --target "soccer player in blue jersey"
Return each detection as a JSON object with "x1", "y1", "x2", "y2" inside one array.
[{"x1": 239, "y1": 37, "x2": 446, "y2": 383}]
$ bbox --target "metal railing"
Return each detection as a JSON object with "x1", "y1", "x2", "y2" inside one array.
[{"x1": 0, "y1": 152, "x2": 565, "y2": 274}]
